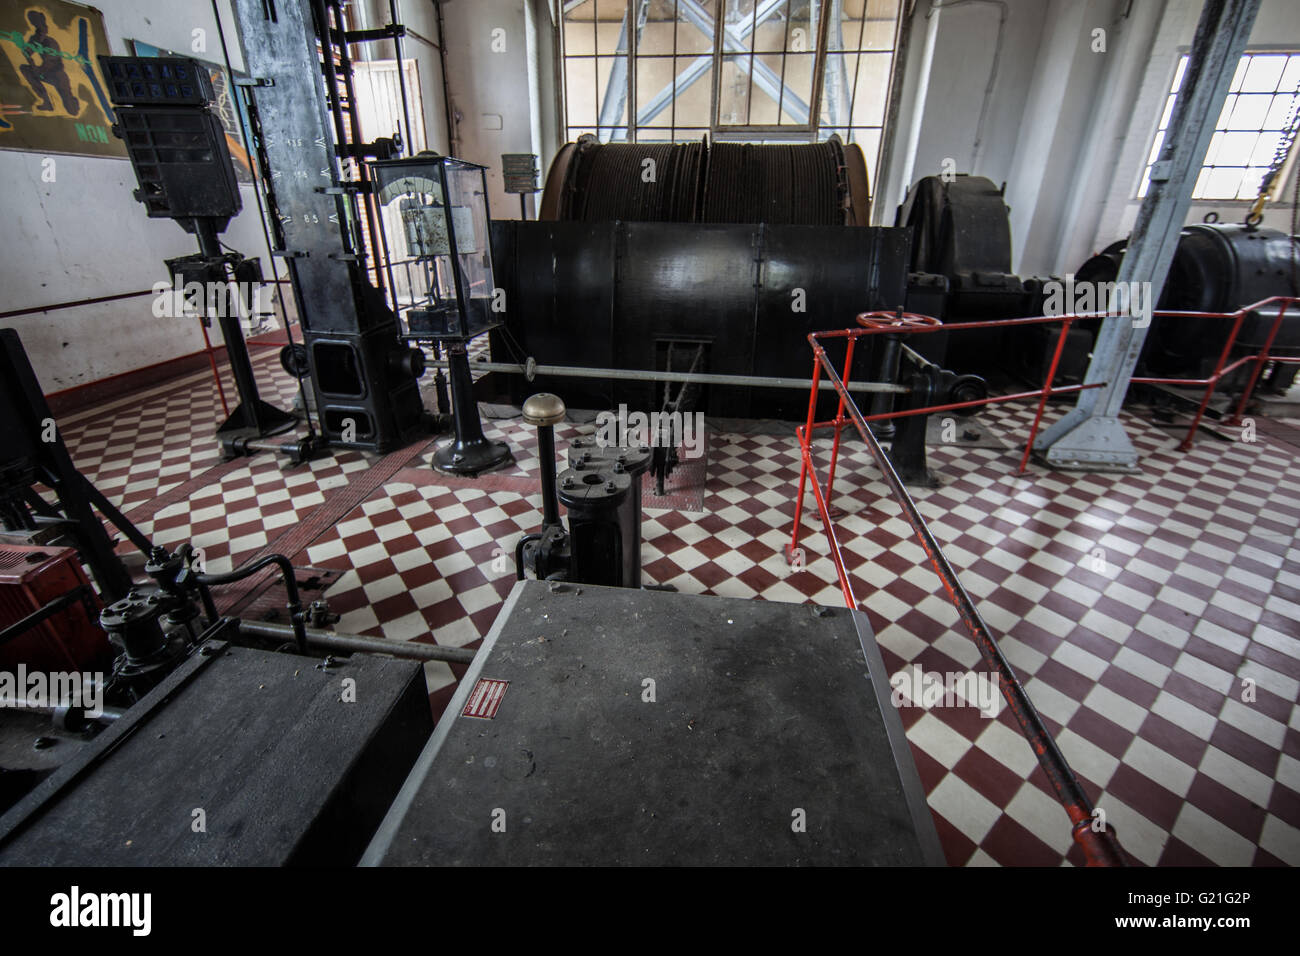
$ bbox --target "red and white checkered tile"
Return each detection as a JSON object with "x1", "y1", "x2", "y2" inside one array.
[
  {"x1": 49, "y1": 351, "x2": 1300, "y2": 867},
  {"x1": 793, "y1": 402, "x2": 1300, "y2": 868},
  {"x1": 132, "y1": 446, "x2": 374, "y2": 574},
  {"x1": 300, "y1": 481, "x2": 537, "y2": 701},
  {"x1": 58, "y1": 345, "x2": 304, "y2": 513}
]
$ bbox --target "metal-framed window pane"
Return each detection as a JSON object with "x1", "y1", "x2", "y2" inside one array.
[
  {"x1": 596, "y1": 55, "x2": 629, "y2": 131},
  {"x1": 748, "y1": 53, "x2": 782, "y2": 124},
  {"x1": 565, "y1": 57, "x2": 599, "y2": 128},
  {"x1": 1226, "y1": 94, "x2": 1273, "y2": 130},
  {"x1": 675, "y1": 0, "x2": 717, "y2": 54},
  {"x1": 751, "y1": 2, "x2": 790, "y2": 53},
  {"x1": 1251, "y1": 131, "x2": 1282, "y2": 166},
  {"x1": 670, "y1": 56, "x2": 713, "y2": 126},
  {"x1": 636, "y1": 55, "x2": 678, "y2": 125},
  {"x1": 859, "y1": 1, "x2": 899, "y2": 49},
  {"x1": 556, "y1": 0, "x2": 903, "y2": 197},
  {"x1": 1139, "y1": 51, "x2": 1300, "y2": 200},
  {"x1": 563, "y1": 0, "x2": 599, "y2": 54},
  {"x1": 1265, "y1": 95, "x2": 1296, "y2": 129},
  {"x1": 1282, "y1": 57, "x2": 1300, "y2": 95},
  {"x1": 1240, "y1": 54, "x2": 1288, "y2": 92},
  {"x1": 638, "y1": 4, "x2": 676, "y2": 56},
  {"x1": 777, "y1": 52, "x2": 814, "y2": 125},
  {"x1": 820, "y1": 51, "x2": 853, "y2": 128},
  {"x1": 721, "y1": 0, "x2": 757, "y2": 49},
  {"x1": 849, "y1": 50, "x2": 891, "y2": 128},
  {"x1": 785, "y1": 1, "x2": 815, "y2": 53},
  {"x1": 1171, "y1": 56, "x2": 1188, "y2": 93},
  {"x1": 717, "y1": 55, "x2": 752, "y2": 125}
]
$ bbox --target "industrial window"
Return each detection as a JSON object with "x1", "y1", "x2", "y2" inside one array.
[
  {"x1": 1139, "y1": 51, "x2": 1300, "y2": 201},
  {"x1": 354, "y1": 59, "x2": 426, "y2": 153},
  {"x1": 559, "y1": 1, "x2": 901, "y2": 181}
]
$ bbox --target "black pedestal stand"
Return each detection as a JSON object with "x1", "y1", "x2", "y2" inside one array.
[
  {"x1": 186, "y1": 218, "x2": 297, "y2": 446},
  {"x1": 431, "y1": 339, "x2": 513, "y2": 476}
]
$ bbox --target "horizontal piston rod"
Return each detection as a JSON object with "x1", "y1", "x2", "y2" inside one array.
[
  {"x1": 237, "y1": 620, "x2": 477, "y2": 664},
  {"x1": 425, "y1": 357, "x2": 910, "y2": 395}
]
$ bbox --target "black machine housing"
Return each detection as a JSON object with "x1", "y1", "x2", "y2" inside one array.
[
  {"x1": 230, "y1": 0, "x2": 428, "y2": 453},
  {"x1": 489, "y1": 219, "x2": 912, "y2": 422},
  {"x1": 1079, "y1": 222, "x2": 1300, "y2": 386}
]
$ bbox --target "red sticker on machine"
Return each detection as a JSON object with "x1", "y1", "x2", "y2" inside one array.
[{"x1": 462, "y1": 678, "x2": 510, "y2": 719}]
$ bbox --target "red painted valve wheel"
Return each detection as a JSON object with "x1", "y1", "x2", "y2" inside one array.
[{"x1": 855, "y1": 311, "x2": 943, "y2": 331}]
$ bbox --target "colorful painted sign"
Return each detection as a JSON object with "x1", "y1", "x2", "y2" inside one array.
[{"x1": 0, "y1": 1, "x2": 123, "y2": 157}]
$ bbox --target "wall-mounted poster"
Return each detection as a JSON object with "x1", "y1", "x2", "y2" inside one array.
[
  {"x1": 130, "y1": 39, "x2": 254, "y2": 183},
  {"x1": 0, "y1": 0, "x2": 124, "y2": 157}
]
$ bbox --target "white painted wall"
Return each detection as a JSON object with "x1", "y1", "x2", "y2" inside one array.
[
  {"x1": 389, "y1": 0, "x2": 453, "y2": 154},
  {"x1": 0, "y1": 0, "x2": 282, "y2": 392},
  {"x1": 0, "y1": 0, "x2": 459, "y2": 395},
  {"x1": 1090, "y1": 0, "x2": 1300, "y2": 262},
  {"x1": 877, "y1": 0, "x2": 1050, "y2": 229},
  {"x1": 878, "y1": 0, "x2": 1300, "y2": 276},
  {"x1": 440, "y1": 0, "x2": 558, "y2": 221}
]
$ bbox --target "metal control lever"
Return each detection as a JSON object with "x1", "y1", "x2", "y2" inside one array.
[{"x1": 515, "y1": 394, "x2": 571, "y2": 580}]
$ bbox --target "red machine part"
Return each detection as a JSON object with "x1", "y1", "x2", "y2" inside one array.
[
  {"x1": 0, "y1": 545, "x2": 111, "y2": 673},
  {"x1": 856, "y1": 310, "x2": 944, "y2": 331}
]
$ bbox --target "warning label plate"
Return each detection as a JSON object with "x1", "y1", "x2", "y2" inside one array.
[{"x1": 462, "y1": 678, "x2": 510, "y2": 719}]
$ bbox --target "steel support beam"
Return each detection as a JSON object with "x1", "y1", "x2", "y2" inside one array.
[
  {"x1": 823, "y1": 0, "x2": 851, "y2": 131},
  {"x1": 596, "y1": 4, "x2": 632, "y2": 139},
  {"x1": 1035, "y1": 0, "x2": 1262, "y2": 470},
  {"x1": 689, "y1": 0, "x2": 813, "y2": 123}
]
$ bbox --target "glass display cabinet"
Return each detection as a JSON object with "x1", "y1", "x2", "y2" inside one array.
[{"x1": 369, "y1": 153, "x2": 512, "y2": 475}]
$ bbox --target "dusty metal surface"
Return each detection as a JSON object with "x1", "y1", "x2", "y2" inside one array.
[
  {"x1": 366, "y1": 580, "x2": 943, "y2": 866},
  {"x1": 0, "y1": 642, "x2": 430, "y2": 866}
]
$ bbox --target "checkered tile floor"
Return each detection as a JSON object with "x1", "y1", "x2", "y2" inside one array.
[
  {"x1": 137, "y1": 447, "x2": 373, "y2": 575},
  {"x1": 58, "y1": 345, "x2": 306, "y2": 515},
  {"x1": 48, "y1": 350, "x2": 1300, "y2": 868}
]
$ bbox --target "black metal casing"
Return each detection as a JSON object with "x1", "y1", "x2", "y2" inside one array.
[
  {"x1": 231, "y1": 0, "x2": 426, "y2": 452},
  {"x1": 99, "y1": 56, "x2": 240, "y2": 227},
  {"x1": 489, "y1": 220, "x2": 911, "y2": 421}
]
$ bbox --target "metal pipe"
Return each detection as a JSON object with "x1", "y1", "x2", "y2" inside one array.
[
  {"x1": 434, "y1": 0, "x2": 456, "y2": 154},
  {"x1": 823, "y1": 336, "x2": 856, "y2": 508},
  {"x1": 515, "y1": 532, "x2": 541, "y2": 581},
  {"x1": 537, "y1": 424, "x2": 561, "y2": 529},
  {"x1": 1227, "y1": 299, "x2": 1291, "y2": 426},
  {"x1": 867, "y1": 332, "x2": 903, "y2": 438},
  {"x1": 0, "y1": 587, "x2": 92, "y2": 649},
  {"x1": 428, "y1": 357, "x2": 908, "y2": 394},
  {"x1": 388, "y1": 0, "x2": 414, "y2": 155},
  {"x1": 237, "y1": 619, "x2": 476, "y2": 663},
  {"x1": 198, "y1": 321, "x2": 231, "y2": 418},
  {"x1": 1019, "y1": 316, "x2": 1074, "y2": 474},
  {"x1": 197, "y1": 553, "x2": 306, "y2": 651}
]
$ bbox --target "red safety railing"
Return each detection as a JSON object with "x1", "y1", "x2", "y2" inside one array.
[
  {"x1": 1130, "y1": 296, "x2": 1299, "y2": 449},
  {"x1": 789, "y1": 295, "x2": 1298, "y2": 864},
  {"x1": 802, "y1": 297, "x2": 1299, "y2": 476}
]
